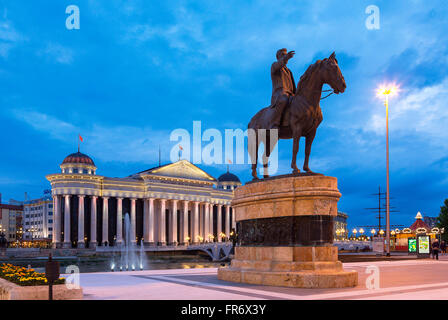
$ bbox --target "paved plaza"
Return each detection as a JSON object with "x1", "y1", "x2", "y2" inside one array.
[{"x1": 78, "y1": 255, "x2": 448, "y2": 300}]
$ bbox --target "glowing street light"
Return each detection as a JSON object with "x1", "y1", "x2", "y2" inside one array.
[
  {"x1": 358, "y1": 228, "x2": 364, "y2": 241},
  {"x1": 377, "y1": 83, "x2": 399, "y2": 257}
]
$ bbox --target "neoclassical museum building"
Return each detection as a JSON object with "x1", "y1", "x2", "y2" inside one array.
[{"x1": 46, "y1": 151, "x2": 241, "y2": 248}]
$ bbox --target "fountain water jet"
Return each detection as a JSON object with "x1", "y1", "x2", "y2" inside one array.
[{"x1": 110, "y1": 212, "x2": 148, "y2": 271}]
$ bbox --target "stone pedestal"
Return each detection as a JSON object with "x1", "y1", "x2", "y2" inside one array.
[{"x1": 218, "y1": 174, "x2": 358, "y2": 288}]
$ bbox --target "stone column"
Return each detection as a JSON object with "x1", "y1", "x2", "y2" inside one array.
[
  {"x1": 199, "y1": 203, "x2": 204, "y2": 239},
  {"x1": 102, "y1": 197, "x2": 109, "y2": 246},
  {"x1": 193, "y1": 201, "x2": 199, "y2": 244},
  {"x1": 217, "y1": 204, "x2": 223, "y2": 242},
  {"x1": 52, "y1": 195, "x2": 60, "y2": 247},
  {"x1": 169, "y1": 200, "x2": 178, "y2": 246},
  {"x1": 182, "y1": 200, "x2": 189, "y2": 245},
  {"x1": 231, "y1": 206, "x2": 236, "y2": 229},
  {"x1": 209, "y1": 203, "x2": 214, "y2": 242},
  {"x1": 130, "y1": 198, "x2": 137, "y2": 244},
  {"x1": 144, "y1": 199, "x2": 155, "y2": 246},
  {"x1": 77, "y1": 195, "x2": 85, "y2": 248},
  {"x1": 159, "y1": 199, "x2": 166, "y2": 245},
  {"x1": 63, "y1": 195, "x2": 71, "y2": 248},
  {"x1": 90, "y1": 196, "x2": 97, "y2": 248},
  {"x1": 225, "y1": 205, "x2": 230, "y2": 241},
  {"x1": 204, "y1": 202, "x2": 210, "y2": 242},
  {"x1": 116, "y1": 198, "x2": 123, "y2": 246},
  {"x1": 143, "y1": 199, "x2": 148, "y2": 245}
]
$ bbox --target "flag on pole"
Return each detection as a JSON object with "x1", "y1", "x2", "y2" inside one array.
[
  {"x1": 78, "y1": 134, "x2": 83, "y2": 152},
  {"x1": 227, "y1": 159, "x2": 232, "y2": 172},
  {"x1": 178, "y1": 145, "x2": 183, "y2": 160}
]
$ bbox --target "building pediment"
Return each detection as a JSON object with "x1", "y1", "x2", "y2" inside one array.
[{"x1": 139, "y1": 160, "x2": 216, "y2": 182}]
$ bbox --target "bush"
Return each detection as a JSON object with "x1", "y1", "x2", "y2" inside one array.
[{"x1": 0, "y1": 263, "x2": 65, "y2": 286}]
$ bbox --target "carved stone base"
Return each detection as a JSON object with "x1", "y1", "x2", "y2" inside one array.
[
  {"x1": 217, "y1": 175, "x2": 358, "y2": 288},
  {"x1": 218, "y1": 267, "x2": 357, "y2": 288},
  {"x1": 218, "y1": 246, "x2": 357, "y2": 288}
]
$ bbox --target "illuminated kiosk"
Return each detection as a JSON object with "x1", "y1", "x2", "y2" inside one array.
[
  {"x1": 218, "y1": 175, "x2": 358, "y2": 288},
  {"x1": 394, "y1": 212, "x2": 441, "y2": 252}
]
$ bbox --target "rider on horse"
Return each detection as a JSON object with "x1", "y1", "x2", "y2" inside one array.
[{"x1": 270, "y1": 48, "x2": 296, "y2": 129}]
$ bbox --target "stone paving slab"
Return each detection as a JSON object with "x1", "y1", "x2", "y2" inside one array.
[{"x1": 78, "y1": 255, "x2": 448, "y2": 300}]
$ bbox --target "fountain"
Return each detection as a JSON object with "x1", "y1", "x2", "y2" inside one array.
[{"x1": 110, "y1": 213, "x2": 148, "y2": 272}]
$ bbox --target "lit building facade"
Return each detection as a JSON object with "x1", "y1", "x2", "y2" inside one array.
[
  {"x1": 0, "y1": 203, "x2": 23, "y2": 242},
  {"x1": 334, "y1": 211, "x2": 348, "y2": 240},
  {"x1": 23, "y1": 191, "x2": 53, "y2": 240},
  {"x1": 46, "y1": 152, "x2": 241, "y2": 249}
]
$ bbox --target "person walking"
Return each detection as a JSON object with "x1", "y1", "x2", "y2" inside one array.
[
  {"x1": 440, "y1": 240, "x2": 446, "y2": 254},
  {"x1": 432, "y1": 239, "x2": 440, "y2": 260}
]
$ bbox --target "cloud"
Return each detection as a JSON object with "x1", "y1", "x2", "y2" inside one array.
[
  {"x1": 10, "y1": 109, "x2": 170, "y2": 164},
  {"x1": 0, "y1": 18, "x2": 25, "y2": 58},
  {"x1": 366, "y1": 77, "x2": 448, "y2": 144},
  {"x1": 38, "y1": 43, "x2": 74, "y2": 64},
  {"x1": 124, "y1": 6, "x2": 205, "y2": 52},
  {"x1": 11, "y1": 109, "x2": 76, "y2": 140}
]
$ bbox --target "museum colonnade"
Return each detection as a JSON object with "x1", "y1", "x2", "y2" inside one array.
[{"x1": 52, "y1": 195, "x2": 235, "y2": 248}]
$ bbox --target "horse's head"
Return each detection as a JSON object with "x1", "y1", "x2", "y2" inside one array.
[{"x1": 321, "y1": 52, "x2": 346, "y2": 94}]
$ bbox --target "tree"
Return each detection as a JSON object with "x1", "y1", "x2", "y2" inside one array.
[{"x1": 436, "y1": 199, "x2": 448, "y2": 241}]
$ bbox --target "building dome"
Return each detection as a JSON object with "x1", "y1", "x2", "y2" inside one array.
[
  {"x1": 217, "y1": 172, "x2": 241, "y2": 184},
  {"x1": 217, "y1": 171, "x2": 241, "y2": 191},
  {"x1": 62, "y1": 152, "x2": 95, "y2": 166},
  {"x1": 60, "y1": 151, "x2": 97, "y2": 175}
]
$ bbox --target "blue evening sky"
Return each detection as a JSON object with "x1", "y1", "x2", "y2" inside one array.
[{"x1": 1, "y1": 0, "x2": 447, "y2": 230}]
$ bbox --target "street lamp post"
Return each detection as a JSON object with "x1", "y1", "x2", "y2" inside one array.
[
  {"x1": 378, "y1": 85, "x2": 398, "y2": 257},
  {"x1": 385, "y1": 93, "x2": 390, "y2": 257}
]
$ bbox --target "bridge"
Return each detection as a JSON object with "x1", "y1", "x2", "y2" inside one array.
[
  {"x1": 186, "y1": 243, "x2": 234, "y2": 261},
  {"x1": 95, "y1": 242, "x2": 234, "y2": 262}
]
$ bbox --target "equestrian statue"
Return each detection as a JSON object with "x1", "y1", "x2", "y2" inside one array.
[{"x1": 248, "y1": 49, "x2": 346, "y2": 179}]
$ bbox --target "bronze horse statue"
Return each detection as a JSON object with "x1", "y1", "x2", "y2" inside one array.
[{"x1": 248, "y1": 52, "x2": 346, "y2": 179}]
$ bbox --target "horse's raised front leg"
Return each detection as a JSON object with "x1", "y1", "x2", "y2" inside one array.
[
  {"x1": 291, "y1": 134, "x2": 301, "y2": 174},
  {"x1": 303, "y1": 131, "x2": 316, "y2": 173}
]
